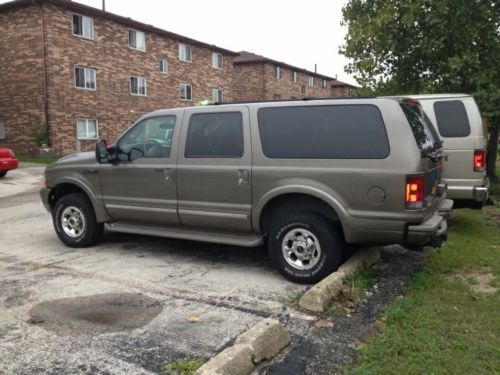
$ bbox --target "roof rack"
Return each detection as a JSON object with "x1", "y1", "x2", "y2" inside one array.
[{"x1": 213, "y1": 96, "x2": 375, "y2": 106}]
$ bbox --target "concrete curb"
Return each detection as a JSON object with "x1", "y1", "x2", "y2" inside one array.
[
  {"x1": 195, "y1": 318, "x2": 291, "y2": 375},
  {"x1": 299, "y1": 247, "x2": 381, "y2": 312}
]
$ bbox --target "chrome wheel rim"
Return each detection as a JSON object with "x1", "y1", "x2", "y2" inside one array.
[
  {"x1": 282, "y1": 228, "x2": 321, "y2": 270},
  {"x1": 61, "y1": 206, "x2": 86, "y2": 238}
]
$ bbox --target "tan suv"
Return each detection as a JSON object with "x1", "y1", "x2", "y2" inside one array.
[{"x1": 40, "y1": 98, "x2": 452, "y2": 283}]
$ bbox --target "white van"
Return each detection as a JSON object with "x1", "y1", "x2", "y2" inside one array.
[{"x1": 409, "y1": 94, "x2": 489, "y2": 208}]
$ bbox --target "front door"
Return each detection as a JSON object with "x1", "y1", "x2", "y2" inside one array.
[
  {"x1": 100, "y1": 113, "x2": 180, "y2": 226},
  {"x1": 176, "y1": 106, "x2": 253, "y2": 233}
]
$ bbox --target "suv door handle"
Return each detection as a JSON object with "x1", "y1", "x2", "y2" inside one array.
[{"x1": 237, "y1": 169, "x2": 249, "y2": 185}]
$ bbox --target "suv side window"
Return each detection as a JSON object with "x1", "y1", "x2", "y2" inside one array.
[
  {"x1": 118, "y1": 115, "x2": 176, "y2": 160},
  {"x1": 185, "y1": 112, "x2": 243, "y2": 158},
  {"x1": 433, "y1": 100, "x2": 471, "y2": 137},
  {"x1": 257, "y1": 105, "x2": 389, "y2": 159}
]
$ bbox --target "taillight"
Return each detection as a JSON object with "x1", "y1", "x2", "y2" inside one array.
[
  {"x1": 473, "y1": 149, "x2": 485, "y2": 172},
  {"x1": 405, "y1": 175, "x2": 425, "y2": 209}
]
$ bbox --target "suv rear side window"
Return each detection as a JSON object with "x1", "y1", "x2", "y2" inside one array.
[
  {"x1": 433, "y1": 100, "x2": 471, "y2": 137},
  {"x1": 186, "y1": 112, "x2": 243, "y2": 158},
  {"x1": 400, "y1": 103, "x2": 437, "y2": 155},
  {"x1": 257, "y1": 105, "x2": 389, "y2": 159}
]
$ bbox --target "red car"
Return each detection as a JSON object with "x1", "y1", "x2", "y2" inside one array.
[{"x1": 0, "y1": 147, "x2": 18, "y2": 178}]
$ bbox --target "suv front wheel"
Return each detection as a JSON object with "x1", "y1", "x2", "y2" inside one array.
[
  {"x1": 267, "y1": 212, "x2": 343, "y2": 284},
  {"x1": 52, "y1": 193, "x2": 103, "y2": 247}
]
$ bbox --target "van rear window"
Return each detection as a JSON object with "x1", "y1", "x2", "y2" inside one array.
[
  {"x1": 433, "y1": 100, "x2": 471, "y2": 137},
  {"x1": 257, "y1": 105, "x2": 389, "y2": 159}
]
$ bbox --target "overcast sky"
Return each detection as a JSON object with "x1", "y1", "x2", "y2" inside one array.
[{"x1": 1, "y1": 0, "x2": 355, "y2": 84}]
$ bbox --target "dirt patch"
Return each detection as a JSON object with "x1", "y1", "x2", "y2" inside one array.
[
  {"x1": 28, "y1": 293, "x2": 162, "y2": 336},
  {"x1": 456, "y1": 268, "x2": 498, "y2": 295}
]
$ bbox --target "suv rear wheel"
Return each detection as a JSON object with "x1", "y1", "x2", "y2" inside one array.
[
  {"x1": 267, "y1": 211, "x2": 343, "y2": 283},
  {"x1": 52, "y1": 193, "x2": 103, "y2": 247}
]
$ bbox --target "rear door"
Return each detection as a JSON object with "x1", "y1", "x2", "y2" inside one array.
[
  {"x1": 422, "y1": 98, "x2": 484, "y2": 181},
  {"x1": 400, "y1": 101, "x2": 443, "y2": 207},
  {"x1": 176, "y1": 106, "x2": 253, "y2": 233}
]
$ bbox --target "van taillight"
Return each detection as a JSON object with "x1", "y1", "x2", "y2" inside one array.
[
  {"x1": 473, "y1": 150, "x2": 485, "y2": 172},
  {"x1": 405, "y1": 175, "x2": 425, "y2": 209}
]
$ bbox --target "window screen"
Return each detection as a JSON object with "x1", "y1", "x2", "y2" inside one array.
[
  {"x1": 257, "y1": 105, "x2": 389, "y2": 159},
  {"x1": 186, "y1": 112, "x2": 243, "y2": 158},
  {"x1": 433, "y1": 100, "x2": 471, "y2": 137}
]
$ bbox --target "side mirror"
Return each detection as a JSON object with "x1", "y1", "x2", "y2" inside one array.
[{"x1": 95, "y1": 139, "x2": 109, "y2": 164}]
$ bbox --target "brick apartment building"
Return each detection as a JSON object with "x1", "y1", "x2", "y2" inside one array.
[
  {"x1": 233, "y1": 51, "x2": 334, "y2": 101},
  {"x1": 0, "y1": 0, "x2": 356, "y2": 155},
  {"x1": 331, "y1": 79, "x2": 356, "y2": 97},
  {"x1": 0, "y1": 0, "x2": 236, "y2": 154}
]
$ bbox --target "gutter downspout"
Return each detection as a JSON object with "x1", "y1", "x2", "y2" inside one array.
[{"x1": 38, "y1": 0, "x2": 50, "y2": 147}]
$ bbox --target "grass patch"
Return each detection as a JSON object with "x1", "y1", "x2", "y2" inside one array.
[
  {"x1": 17, "y1": 153, "x2": 60, "y2": 164},
  {"x1": 344, "y1": 267, "x2": 377, "y2": 295},
  {"x1": 164, "y1": 359, "x2": 204, "y2": 375},
  {"x1": 347, "y1": 180, "x2": 500, "y2": 374}
]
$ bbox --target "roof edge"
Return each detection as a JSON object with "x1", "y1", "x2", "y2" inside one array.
[{"x1": 0, "y1": 0, "x2": 238, "y2": 55}]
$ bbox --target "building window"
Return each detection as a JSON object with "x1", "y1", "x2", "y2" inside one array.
[
  {"x1": 73, "y1": 14, "x2": 94, "y2": 39},
  {"x1": 322, "y1": 79, "x2": 327, "y2": 89},
  {"x1": 308, "y1": 76, "x2": 314, "y2": 87},
  {"x1": 75, "y1": 67, "x2": 96, "y2": 90},
  {"x1": 160, "y1": 59, "x2": 168, "y2": 74},
  {"x1": 292, "y1": 71, "x2": 298, "y2": 82},
  {"x1": 180, "y1": 83, "x2": 192, "y2": 100},
  {"x1": 0, "y1": 119, "x2": 5, "y2": 139},
  {"x1": 212, "y1": 52, "x2": 223, "y2": 69},
  {"x1": 128, "y1": 29, "x2": 145, "y2": 51},
  {"x1": 212, "y1": 89, "x2": 223, "y2": 103},
  {"x1": 130, "y1": 76, "x2": 147, "y2": 96},
  {"x1": 76, "y1": 119, "x2": 98, "y2": 140},
  {"x1": 273, "y1": 65, "x2": 281, "y2": 79},
  {"x1": 179, "y1": 43, "x2": 192, "y2": 62}
]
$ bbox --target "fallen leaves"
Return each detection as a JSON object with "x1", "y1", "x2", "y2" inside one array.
[
  {"x1": 315, "y1": 319, "x2": 335, "y2": 328},
  {"x1": 186, "y1": 316, "x2": 201, "y2": 323}
]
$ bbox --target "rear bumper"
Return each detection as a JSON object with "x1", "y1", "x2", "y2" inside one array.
[
  {"x1": 438, "y1": 198, "x2": 454, "y2": 219},
  {"x1": 40, "y1": 188, "x2": 51, "y2": 212},
  {"x1": 445, "y1": 177, "x2": 489, "y2": 202},
  {"x1": 0, "y1": 158, "x2": 18, "y2": 171},
  {"x1": 405, "y1": 212, "x2": 445, "y2": 246}
]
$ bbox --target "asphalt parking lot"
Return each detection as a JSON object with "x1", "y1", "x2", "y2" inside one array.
[{"x1": 0, "y1": 164, "x2": 427, "y2": 374}]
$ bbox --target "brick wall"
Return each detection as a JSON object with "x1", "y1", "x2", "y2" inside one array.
[
  {"x1": 44, "y1": 3, "x2": 234, "y2": 154},
  {"x1": 233, "y1": 63, "x2": 331, "y2": 101},
  {"x1": 0, "y1": 5, "x2": 46, "y2": 153}
]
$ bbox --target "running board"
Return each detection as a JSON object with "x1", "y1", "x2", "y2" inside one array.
[{"x1": 105, "y1": 222, "x2": 264, "y2": 247}]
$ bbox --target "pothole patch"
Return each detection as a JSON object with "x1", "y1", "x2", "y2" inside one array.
[{"x1": 28, "y1": 293, "x2": 162, "y2": 336}]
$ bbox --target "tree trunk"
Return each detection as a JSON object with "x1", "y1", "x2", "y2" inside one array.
[{"x1": 486, "y1": 116, "x2": 499, "y2": 180}]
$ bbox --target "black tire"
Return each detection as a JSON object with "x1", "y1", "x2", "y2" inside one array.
[
  {"x1": 52, "y1": 193, "x2": 103, "y2": 247},
  {"x1": 0, "y1": 170, "x2": 7, "y2": 178},
  {"x1": 267, "y1": 211, "x2": 343, "y2": 284}
]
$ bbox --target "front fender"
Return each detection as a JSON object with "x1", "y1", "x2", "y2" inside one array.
[{"x1": 50, "y1": 175, "x2": 111, "y2": 222}]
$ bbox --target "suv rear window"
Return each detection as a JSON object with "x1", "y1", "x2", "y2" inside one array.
[
  {"x1": 400, "y1": 103, "x2": 437, "y2": 155},
  {"x1": 186, "y1": 112, "x2": 243, "y2": 158},
  {"x1": 433, "y1": 100, "x2": 471, "y2": 137},
  {"x1": 257, "y1": 105, "x2": 389, "y2": 159}
]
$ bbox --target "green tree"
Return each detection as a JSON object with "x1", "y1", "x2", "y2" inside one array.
[{"x1": 340, "y1": 0, "x2": 500, "y2": 178}]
